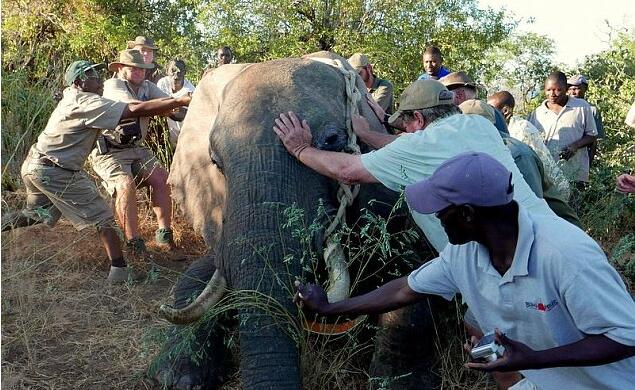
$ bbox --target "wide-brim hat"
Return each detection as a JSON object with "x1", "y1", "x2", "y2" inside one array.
[
  {"x1": 108, "y1": 49, "x2": 155, "y2": 72},
  {"x1": 127, "y1": 35, "x2": 159, "y2": 50},
  {"x1": 387, "y1": 80, "x2": 454, "y2": 125},
  {"x1": 440, "y1": 71, "x2": 478, "y2": 90}
]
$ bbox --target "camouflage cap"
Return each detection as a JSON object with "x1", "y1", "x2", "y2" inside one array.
[
  {"x1": 127, "y1": 36, "x2": 159, "y2": 50},
  {"x1": 64, "y1": 60, "x2": 105, "y2": 86},
  {"x1": 108, "y1": 49, "x2": 155, "y2": 72},
  {"x1": 388, "y1": 80, "x2": 455, "y2": 125},
  {"x1": 459, "y1": 99, "x2": 496, "y2": 124},
  {"x1": 348, "y1": 53, "x2": 370, "y2": 70}
]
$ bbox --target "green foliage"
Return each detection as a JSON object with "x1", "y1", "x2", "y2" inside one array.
[{"x1": 196, "y1": 0, "x2": 516, "y2": 93}]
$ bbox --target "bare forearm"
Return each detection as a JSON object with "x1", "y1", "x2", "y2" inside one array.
[
  {"x1": 529, "y1": 335, "x2": 635, "y2": 369},
  {"x1": 570, "y1": 135, "x2": 597, "y2": 150},
  {"x1": 122, "y1": 96, "x2": 189, "y2": 119},
  {"x1": 356, "y1": 127, "x2": 398, "y2": 149},
  {"x1": 320, "y1": 277, "x2": 424, "y2": 317},
  {"x1": 297, "y1": 147, "x2": 377, "y2": 185}
]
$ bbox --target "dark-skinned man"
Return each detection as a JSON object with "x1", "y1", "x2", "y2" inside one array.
[
  {"x1": 295, "y1": 152, "x2": 635, "y2": 390},
  {"x1": 3, "y1": 60, "x2": 191, "y2": 282},
  {"x1": 417, "y1": 46, "x2": 451, "y2": 80},
  {"x1": 567, "y1": 75, "x2": 605, "y2": 166},
  {"x1": 528, "y1": 72, "x2": 597, "y2": 190}
]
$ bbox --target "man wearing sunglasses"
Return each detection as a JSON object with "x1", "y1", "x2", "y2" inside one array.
[
  {"x1": 4, "y1": 60, "x2": 191, "y2": 283},
  {"x1": 295, "y1": 152, "x2": 635, "y2": 390}
]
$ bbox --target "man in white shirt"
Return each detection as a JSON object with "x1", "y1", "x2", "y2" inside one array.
[
  {"x1": 295, "y1": 152, "x2": 635, "y2": 390},
  {"x1": 157, "y1": 59, "x2": 195, "y2": 147}
]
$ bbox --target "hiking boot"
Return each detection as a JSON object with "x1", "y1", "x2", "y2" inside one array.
[
  {"x1": 155, "y1": 228, "x2": 188, "y2": 261},
  {"x1": 107, "y1": 266, "x2": 145, "y2": 284}
]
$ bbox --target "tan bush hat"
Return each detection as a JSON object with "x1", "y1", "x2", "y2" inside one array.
[
  {"x1": 440, "y1": 71, "x2": 478, "y2": 89},
  {"x1": 127, "y1": 36, "x2": 159, "y2": 50},
  {"x1": 108, "y1": 49, "x2": 155, "y2": 72},
  {"x1": 388, "y1": 80, "x2": 455, "y2": 125},
  {"x1": 459, "y1": 99, "x2": 496, "y2": 124},
  {"x1": 348, "y1": 53, "x2": 370, "y2": 70}
]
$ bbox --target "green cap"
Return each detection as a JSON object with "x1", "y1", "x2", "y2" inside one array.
[
  {"x1": 387, "y1": 80, "x2": 455, "y2": 125},
  {"x1": 64, "y1": 60, "x2": 104, "y2": 86}
]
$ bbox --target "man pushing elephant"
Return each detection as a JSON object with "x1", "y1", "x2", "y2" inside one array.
[{"x1": 273, "y1": 79, "x2": 558, "y2": 253}]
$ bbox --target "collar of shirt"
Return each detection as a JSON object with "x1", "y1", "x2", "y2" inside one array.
[{"x1": 475, "y1": 205, "x2": 534, "y2": 285}]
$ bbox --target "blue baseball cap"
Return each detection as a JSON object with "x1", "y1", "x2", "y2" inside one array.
[{"x1": 405, "y1": 152, "x2": 514, "y2": 214}]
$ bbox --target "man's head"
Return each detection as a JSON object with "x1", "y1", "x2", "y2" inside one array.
[
  {"x1": 567, "y1": 74, "x2": 589, "y2": 99},
  {"x1": 217, "y1": 46, "x2": 233, "y2": 65},
  {"x1": 405, "y1": 152, "x2": 514, "y2": 244},
  {"x1": 459, "y1": 99, "x2": 496, "y2": 124},
  {"x1": 166, "y1": 59, "x2": 187, "y2": 92},
  {"x1": 65, "y1": 60, "x2": 105, "y2": 95},
  {"x1": 388, "y1": 79, "x2": 459, "y2": 132},
  {"x1": 440, "y1": 71, "x2": 478, "y2": 105},
  {"x1": 348, "y1": 53, "x2": 374, "y2": 84},
  {"x1": 487, "y1": 91, "x2": 515, "y2": 123},
  {"x1": 127, "y1": 36, "x2": 159, "y2": 64},
  {"x1": 422, "y1": 46, "x2": 444, "y2": 78},
  {"x1": 108, "y1": 49, "x2": 154, "y2": 86},
  {"x1": 544, "y1": 71, "x2": 568, "y2": 106}
]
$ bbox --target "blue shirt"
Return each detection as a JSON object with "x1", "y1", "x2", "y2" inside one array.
[{"x1": 417, "y1": 66, "x2": 451, "y2": 80}]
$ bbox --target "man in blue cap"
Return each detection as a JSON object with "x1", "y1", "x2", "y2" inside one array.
[
  {"x1": 294, "y1": 151, "x2": 635, "y2": 390},
  {"x1": 3, "y1": 59, "x2": 191, "y2": 282}
]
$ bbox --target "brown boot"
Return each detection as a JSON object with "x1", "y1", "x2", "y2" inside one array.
[{"x1": 155, "y1": 228, "x2": 188, "y2": 261}]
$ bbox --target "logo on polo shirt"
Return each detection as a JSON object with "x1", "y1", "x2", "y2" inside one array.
[{"x1": 525, "y1": 299, "x2": 559, "y2": 312}]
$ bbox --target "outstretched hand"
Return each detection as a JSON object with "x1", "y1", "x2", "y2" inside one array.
[
  {"x1": 294, "y1": 281, "x2": 330, "y2": 314},
  {"x1": 465, "y1": 329, "x2": 537, "y2": 372},
  {"x1": 616, "y1": 173, "x2": 635, "y2": 193},
  {"x1": 273, "y1": 112, "x2": 313, "y2": 159}
]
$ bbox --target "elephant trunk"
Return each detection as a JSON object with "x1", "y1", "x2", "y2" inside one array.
[{"x1": 158, "y1": 269, "x2": 227, "y2": 324}]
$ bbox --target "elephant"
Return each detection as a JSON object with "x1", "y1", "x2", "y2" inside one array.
[{"x1": 150, "y1": 52, "x2": 443, "y2": 389}]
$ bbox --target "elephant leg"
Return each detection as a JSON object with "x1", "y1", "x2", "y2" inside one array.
[
  {"x1": 369, "y1": 298, "x2": 443, "y2": 390},
  {"x1": 150, "y1": 253, "x2": 228, "y2": 390}
]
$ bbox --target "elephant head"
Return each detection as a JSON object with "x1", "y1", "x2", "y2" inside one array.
[{"x1": 159, "y1": 52, "x2": 388, "y2": 389}]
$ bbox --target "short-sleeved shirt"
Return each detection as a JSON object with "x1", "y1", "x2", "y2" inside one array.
[
  {"x1": 417, "y1": 66, "x2": 451, "y2": 80},
  {"x1": 408, "y1": 206, "x2": 635, "y2": 390},
  {"x1": 102, "y1": 77, "x2": 169, "y2": 143},
  {"x1": 528, "y1": 97, "x2": 598, "y2": 182},
  {"x1": 360, "y1": 114, "x2": 554, "y2": 252},
  {"x1": 33, "y1": 87, "x2": 127, "y2": 171},
  {"x1": 369, "y1": 77, "x2": 394, "y2": 114},
  {"x1": 157, "y1": 76, "x2": 196, "y2": 139}
]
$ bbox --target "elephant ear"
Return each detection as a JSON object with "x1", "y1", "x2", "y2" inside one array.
[{"x1": 168, "y1": 64, "x2": 252, "y2": 245}]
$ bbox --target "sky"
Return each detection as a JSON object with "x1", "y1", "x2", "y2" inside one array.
[{"x1": 477, "y1": 0, "x2": 634, "y2": 67}]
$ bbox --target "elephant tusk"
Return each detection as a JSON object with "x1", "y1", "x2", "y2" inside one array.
[
  {"x1": 158, "y1": 269, "x2": 227, "y2": 324},
  {"x1": 324, "y1": 241, "x2": 350, "y2": 303}
]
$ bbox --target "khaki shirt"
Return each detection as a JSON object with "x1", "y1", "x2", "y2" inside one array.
[
  {"x1": 33, "y1": 87, "x2": 126, "y2": 171},
  {"x1": 369, "y1": 77, "x2": 394, "y2": 114},
  {"x1": 528, "y1": 97, "x2": 597, "y2": 182},
  {"x1": 102, "y1": 78, "x2": 169, "y2": 142}
]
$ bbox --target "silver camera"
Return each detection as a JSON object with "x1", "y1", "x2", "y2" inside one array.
[{"x1": 469, "y1": 333, "x2": 505, "y2": 362}]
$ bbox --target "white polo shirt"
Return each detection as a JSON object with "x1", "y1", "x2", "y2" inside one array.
[
  {"x1": 528, "y1": 97, "x2": 597, "y2": 182},
  {"x1": 408, "y1": 206, "x2": 635, "y2": 390},
  {"x1": 360, "y1": 114, "x2": 555, "y2": 252}
]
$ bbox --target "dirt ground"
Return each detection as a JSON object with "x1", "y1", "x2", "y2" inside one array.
[{"x1": 1, "y1": 191, "x2": 210, "y2": 389}]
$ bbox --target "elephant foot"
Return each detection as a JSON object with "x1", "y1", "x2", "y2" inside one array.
[{"x1": 151, "y1": 355, "x2": 219, "y2": 390}]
